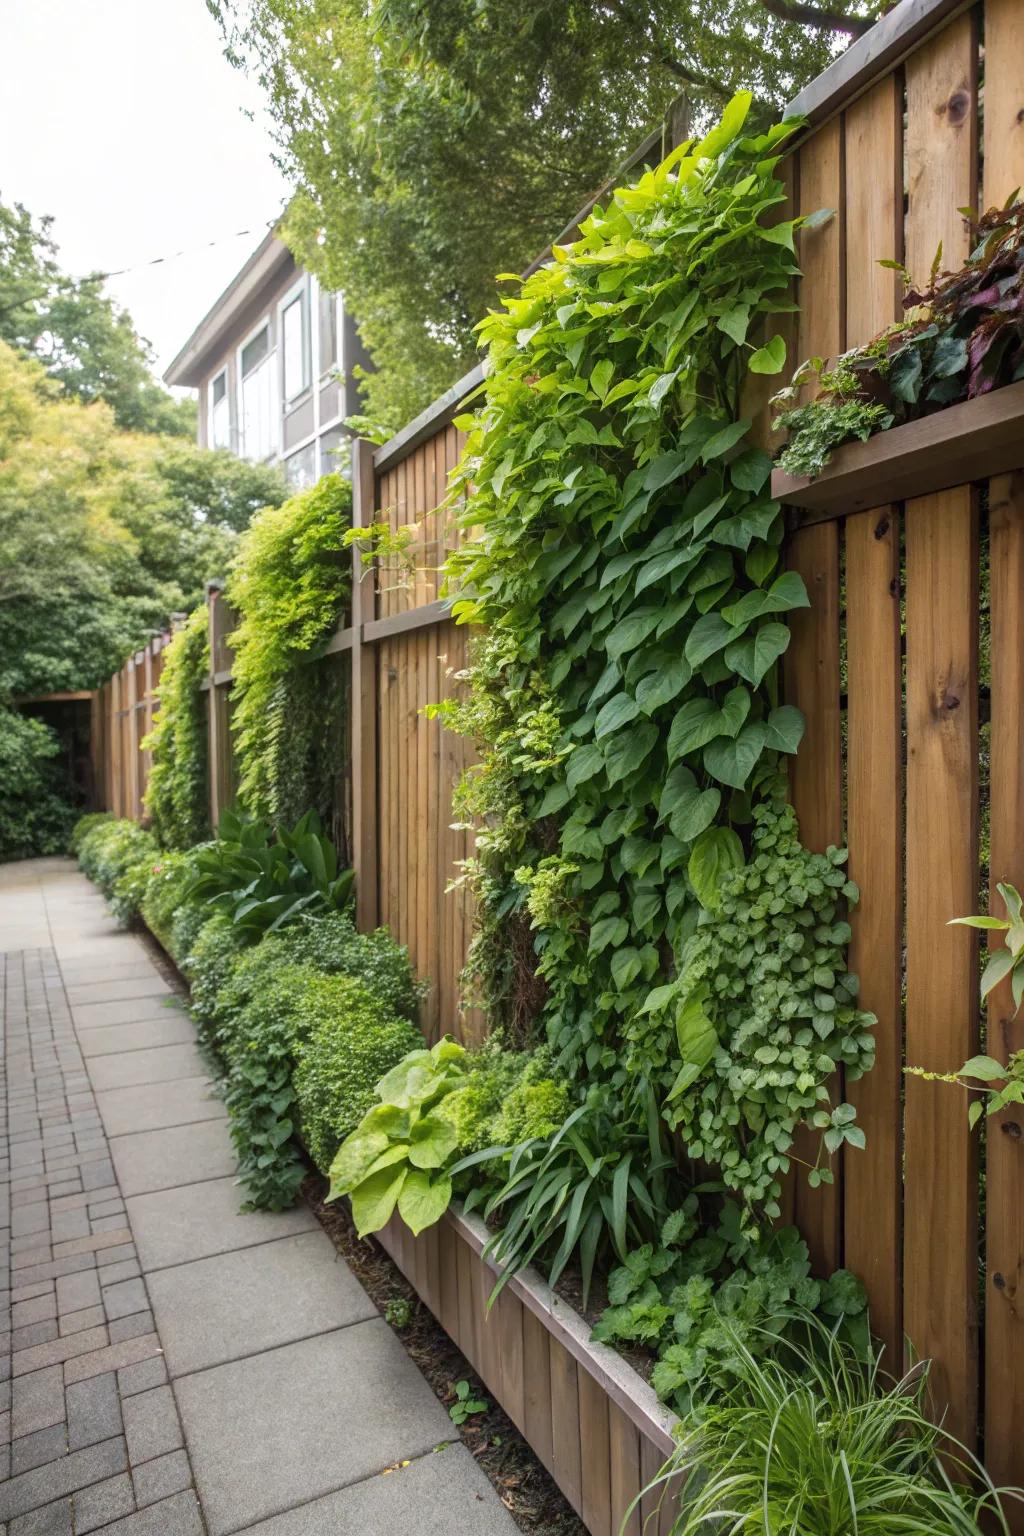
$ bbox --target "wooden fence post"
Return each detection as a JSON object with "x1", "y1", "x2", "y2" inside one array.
[
  {"x1": 351, "y1": 438, "x2": 379, "y2": 929},
  {"x1": 206, "y1": 581, "x2": 228, "y2": 831}
]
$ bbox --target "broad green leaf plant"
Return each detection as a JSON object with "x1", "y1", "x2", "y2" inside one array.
[{"x1": 438, "y1": 92, "x2": 874, "y2": 1227}]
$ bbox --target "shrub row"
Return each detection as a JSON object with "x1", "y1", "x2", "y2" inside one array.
[{"x1": 73, "y1": 815, "x2": 423, "y2": 1206}]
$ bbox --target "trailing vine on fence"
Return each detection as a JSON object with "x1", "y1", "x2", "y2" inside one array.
[
  {"x1": 439, "y1": 91, "x2": 876, "y2": 1229},
  {"x1": 143, "y1": 606, "x2": 210, "y2": 850},
  {"x1": 227, "y1": 473, "x2": 351, "y2": 830}
]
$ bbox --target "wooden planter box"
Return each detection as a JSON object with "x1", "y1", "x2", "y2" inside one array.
[
  {"x1": 376, "y1": 1205, "x2": 681, "y2": 1535},
  {"x1": 771, "y1": 379, "x2": 1024, "y2": 525}
]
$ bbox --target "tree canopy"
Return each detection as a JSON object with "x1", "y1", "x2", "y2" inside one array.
[
  {"x1": 0, "y1": 199, "x2": 196, "y2": 437},
  {"x1": 210, "y1": 0, "x2": 881, "y2": 428},
  {"x1": 0, "y1": 341, "x2": 287, "y2": 698}
]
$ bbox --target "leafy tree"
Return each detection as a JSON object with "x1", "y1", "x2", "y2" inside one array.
[
  {"x1": 0, "y1": 342, "x2": 287, "y2": 697},
  {"x1": 0, "y1": 199, "x2": 195, "y2": 437},
  {"x1": 210, "y1": 0, "x2": 881, "y2": 427}
]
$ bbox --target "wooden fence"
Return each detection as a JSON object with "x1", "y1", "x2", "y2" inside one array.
[{"x1": 91, "y1": 0, "x2": 1024, "y2": 1521}]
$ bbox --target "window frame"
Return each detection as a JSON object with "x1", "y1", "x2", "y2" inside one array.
[
  {"x1": 208, "y1": 367, "x2": 230, "y2": 450},
  {"x1": 236, "y1": 316, "x2": 278, "y2": 462},
  {"x1": 279, "y1": 277, "x2": 311, "y2": 408}
]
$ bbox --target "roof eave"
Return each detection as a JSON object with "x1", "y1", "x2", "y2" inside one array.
[{"x1": 163, "y1": 228, "x2": 292, "y2": 388}]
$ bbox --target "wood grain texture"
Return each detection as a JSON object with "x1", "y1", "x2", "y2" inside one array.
[
  {"x1": 784, "y1": 519, "x2": 844, "y2": 1269},
  {"x1": 495, "y1": 1288, "x2": 526, "y2": 1435},
  {"x1": 796, "y1": 116, "x2": 845, "y2": 377},
  {"x1": 578, "y1": 1367, "x2": 612, "y2": 1536},
  {"x1": 904, "y1": 487, "x2": 979, "y2": 1449},
  {"x1": 983, "y1": 20, "x2": 1024, "y2": 1506},
  {"x1": 549, "y1": 1337, "x2": 583, "y2": 1515},
  {"x1": 984, "y1": 470, "x2": 1024, "y2": 1505},
  {"x1": 984, "y1": 0, "x2": 1024, "y2": 211},
  {"x1": 844, "y1": 74, "x2": 903, "y2": 347},
  {"x1": 843, "y1": 507, "x2": 904, "y2": 1368},
  {"x1": 905, "y1": 11, "x2": 978, "y2": 288},
  {"x1": 608, "y1": 1399, "x2": 642, "y2": 1536},
  {"x1": 522, "y1": 1306, "x2": 555, "y2": 1476}
]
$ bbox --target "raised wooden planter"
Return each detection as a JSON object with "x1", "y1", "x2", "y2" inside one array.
[
  {"x1": 772, "y1": 380, "x2": 1024, "y2": 525},
  {"x1": 376, "y1": 1205, "x2": 680, "y2": 1536}
]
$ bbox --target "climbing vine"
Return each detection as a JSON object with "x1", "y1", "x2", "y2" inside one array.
[
  {"x1": 438, "y1": 91, "x2": 875, "y2": 1227},
  {"x1": 227, "y1": 473, "x2": 351, "y2": 832},
  {"x1": 143, "y1": 606, "x2": 210, "y2": 851}
]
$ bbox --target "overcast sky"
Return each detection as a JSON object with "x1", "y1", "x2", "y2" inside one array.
[{"x1": 2, "y1": 0, "x2": 290, "y2": 384}]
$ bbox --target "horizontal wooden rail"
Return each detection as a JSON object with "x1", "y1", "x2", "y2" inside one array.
[
  {"x1": 775, "y1": 383, "x2": 1024, "y2": 525},
  {"x1": 363, "y1": 599, "x2": 451, "y2": 644}
]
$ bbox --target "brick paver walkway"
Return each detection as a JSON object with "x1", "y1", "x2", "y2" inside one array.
[{"x1": 0, "y1": 859, "x2": 518, "y2": 1536}]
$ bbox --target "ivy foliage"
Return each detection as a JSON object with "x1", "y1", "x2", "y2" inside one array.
[
  {"x1": 399, "y1": 95, "x2": 882, "y2": 1292},
  {"x1": 227, "y1": 473, "x2": 351, "y2": 828},
  {"x1": 629, "y1": 801, "x2": 875, "y2": 1218},
  {"x1": 444, "y1": 96, "x2": 855, "y2": 1138},
  {"x1": 143, "y1": 608, "x2": 210, "y2": 851}
]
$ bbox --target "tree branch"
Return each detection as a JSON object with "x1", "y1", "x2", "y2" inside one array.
[{"x1": 758, "y1": 0, "x2": 873, "y2": 37}]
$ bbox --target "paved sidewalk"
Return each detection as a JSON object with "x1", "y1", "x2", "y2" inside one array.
[{"x1": 1, "y1": 859, "x2": 519, "y2": 1536}]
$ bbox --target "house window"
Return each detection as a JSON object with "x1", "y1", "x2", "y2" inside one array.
[
  {"x1": 209, "y1": 370, "x2": 230, "y2": 449},
  {"x1": 284, "y1": 442, "x2": 317, "y2": 489},
  {"x1": 282, "y1": 289, "x2": 310, "y2": 404},
  {"x1": 318, "y1": 287, "x2": 339, "y2": 376},
  {"x1": 239, "y1": 323, "x2": 277, "y2": 461}
]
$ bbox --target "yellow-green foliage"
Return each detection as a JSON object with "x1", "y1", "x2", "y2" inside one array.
[
  {"x1": 143, "y1": 608, "x2": 209, "y2": 851},
  {"x1": 227, "y1": 474, "x2": 351, "y2": 822}
]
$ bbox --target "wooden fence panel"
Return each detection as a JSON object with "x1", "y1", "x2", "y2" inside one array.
[{"x1": 375, "y1": 619, "x2": 474, "y2": 1042}]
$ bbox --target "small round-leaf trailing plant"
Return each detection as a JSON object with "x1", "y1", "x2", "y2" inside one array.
[{"x1": 437, "y1": 90, "x2": 875, "y2": 1232}]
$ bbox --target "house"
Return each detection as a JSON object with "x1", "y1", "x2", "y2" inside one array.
[{"x1": 163, "y1": 230, "x2": 369, "y2": 486}]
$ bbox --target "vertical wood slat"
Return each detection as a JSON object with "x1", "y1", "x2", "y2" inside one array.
[
  {"x1": 608, "y1": 1399, "x2": 642, "y2": 1536},
  {"x1": 782, "y1": 113, "x2": 846, "y2": 1268},
  {"x1": 982, "y1": 15, "x2": 1024, "y2": 1508},
  {"x1": 839, "y1": 63, "x2": 906, "y2": 1367},
  {"x1": 904, "y1": 488, "x2": 979, "y2": 1450},
  {"x1": 904, "y1": 11, "x2": 978, "y2": 289},
  {"x1": 522, "y1": 1306, "x2": 554, "y2": 1476},
  {"x1": 984, "y1": 471, "x2": 1024, "y2": 1506},
  {"x1": 578, "y1": 1368, "x2": 612, "y2": 1536},
  {"x1": 784, "y1": 522, "x2": 843, "y2": 1268},
  {"x1": 352, "y1": 439, "x2": 379, "y2": 930},
  {"x1": 901, "y1": 14, "x2": 980, "y2": 1452},
  {"x1": 844, "y1": 509, "x2": 904, "y2": 1370},
  {"x1": 549, "y1": 1338, "x2": 582, "y2": 1515}
]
